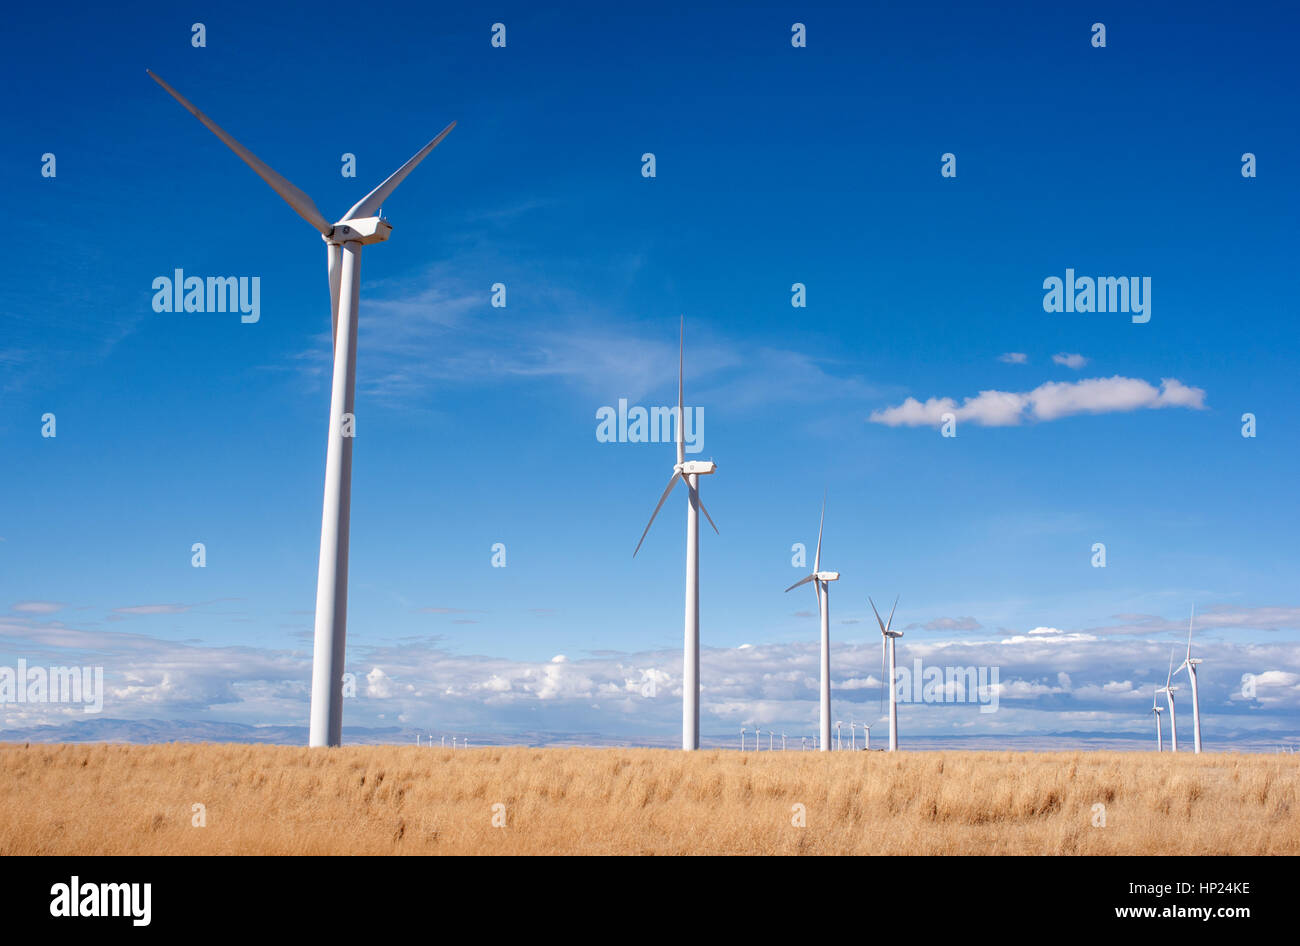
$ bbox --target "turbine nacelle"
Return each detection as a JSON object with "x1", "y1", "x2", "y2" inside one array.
[
  {"x1": 326, "y1": 216, "x2": 392, "y2": 246},
  {"x1": 814, "y1": 571, "x2": 840, "y2": 582},
  {"x1": 675, "y1": 460, "x2": 717, "y2": 476}
]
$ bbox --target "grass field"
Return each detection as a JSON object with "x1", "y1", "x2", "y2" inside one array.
[{"x1": 1, "y1": 743, "x2": 1295, "y2": 855}]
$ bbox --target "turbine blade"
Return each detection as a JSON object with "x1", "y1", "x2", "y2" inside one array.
[
  {"x1": 695, "y1": 486, "x2": 719, "y2": 535},
  {"x1": 869, "y1": 596, "x2": 886, "y2": 634},
  {"x1": 632, "y1": 472, "x2": 680, "y2": 557},
  {"x1": 343, "y1": 122, "x2": 456, "y2": 221},
  {"x1": 677, "y1": 315, "x2": 685, "y2": 467},
  {"x1": 147, "y1": 70, "x2": 333, "y2": 236},
  {"x1": 327, "y1": 243, "x2": 341, "y2": 351},
  {"x1": 1165, "y1": 647, "x2": 1175, "y2": 689},
  {"x1": 885, "y1": 595, "x2": 899, "y2": 634},
  {"x1": 814, "y1": 494, "x2": 824, "y2": 575},
  {"x1": 784, "y1": 574, "x2": 815, "y2": 594},
  {"x1": 1186, "y1": 605, "x2": 1195, "y2": 660}
]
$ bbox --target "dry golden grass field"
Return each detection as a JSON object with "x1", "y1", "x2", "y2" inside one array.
[{"x1": 1, "y1": 743, "x2": 1296, "y2": 855}]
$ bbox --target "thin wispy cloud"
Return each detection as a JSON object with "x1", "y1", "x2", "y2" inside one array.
[
  {"x1": 1052, "y1": 352, "x2": 1088, "y2": 369},
  {"x1": 998, "y1": 352, "x2": 1028, "y2": 364}
]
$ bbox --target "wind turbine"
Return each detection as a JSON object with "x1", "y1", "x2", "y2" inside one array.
[
  {"x1": 784, "y1": 497, "x2": 839, "y2": 752},
  {"x1": 1156, "y1": 647, "x2": 1179, "y2": 753},
  {"x1": 871, "y1": 596, "x2": 902, "y2": 751},
  {"x1": 148, "y1": 71, "x2": 455, "y2": 748},
  {"x1": 850, "y1": 720, "x2": 856, "y2": 751},
  {"x1": 863, "y1": 723, "x2": 872, "y2": 750},
  {"x1": 633, "y1": 317, "x2": 719, "y2": 751},
  {"x1": 1151, "y1": 687, "x2": 1164, "y2": 752},
  {"x1": 740, "y1": 727, "x2": 746, "y2": 751},
  {"x1": 836, "y1": 720, "x2": 843, "y2": 751},
  {"x1": 769, "y1": 730, "x2": 775, "y2": 751},
  {"x1": 1174, "y1": 606, "x2": 1203, "y2": 754},
  {"x1": 781, "y1": 732, "x2": 787, "y2": 751}
]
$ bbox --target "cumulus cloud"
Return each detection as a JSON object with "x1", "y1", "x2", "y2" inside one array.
[
  {"x1": 1052, "y1": 353, "x2": 1088, "y2": 369},
  {"x1": 869, "y1": 376, "x2": 1207, "y2": 428},
  {"x1": 2, "y1": 607, "x2": 1297, "y2": 745}
]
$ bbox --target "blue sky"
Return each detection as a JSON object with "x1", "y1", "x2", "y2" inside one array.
[{"x1": 2, "y1": 0, "x2": 1297, "y2": 747}]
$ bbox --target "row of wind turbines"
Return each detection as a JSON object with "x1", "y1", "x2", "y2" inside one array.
[
  {"x1": 149, "y1": 72, "x2": 1214, "y2": 754},
  {"x1": 742, "y1": 721, "x2": 877, "y2": 751},
  {"x1": 633, "y1": 320, "x2": 905, "y2": 752},
  {"x1": 1151, "y1": 607, "x2": 1205, "y2": 753}
]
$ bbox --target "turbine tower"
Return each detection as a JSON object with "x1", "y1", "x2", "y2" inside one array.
[
  {"x1": 148, "y1": 71, "x2": 455, "y2": 748},
  {"x1": 1156, "y1": 647, "x2": 1180, "y2": 753},
  {"x1": 863, "y1": 723, "x2": 872, "y2": 750},
  {"x1": 1175, "y1": 606, "x2": 1204, "y2": 754},
  {"x1": 871, "y1": 596, "x2": 903, "y2": 751},
  {"x1": 784, "y1": 496, "x2": 839, "y2": 752},
  {"x1": 633, "y1": 317, "x2": 719, "y2": 751},
  {"x1": 1151, "y1": 686, "x2": 1164, "y2": 752}
]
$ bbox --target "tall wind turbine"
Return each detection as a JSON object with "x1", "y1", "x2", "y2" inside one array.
[
  {"x1": 784, "y1": 497, "x2": 839, "y2": 752},
  {"x1": 1175, "y1": 606, "x2": 1204, "y2": 754},
  {"x1": 633, "y1": 317, "x2": 719, "y2": 751},
  {"x1": 1151, "y1": 686, "x2": 1164, "y2": 752},
  {"x1": 871, "y1": 596, "x2": 902, "y2": 751},
  {"x1": 1156, "y1": 647, "x2": 1180, "y2": 753},
  {"x1": 148, "y1": 71, "x2": 454, "y2": 748}
]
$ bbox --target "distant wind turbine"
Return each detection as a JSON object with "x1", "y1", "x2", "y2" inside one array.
[
  {"x1": 871, "y1": 596, "x2": 903, "y2": 751},
  {"x1": 863, "y1": 723, "x2": 872, "y2": 750},
  {"x1": 633, "y1": 317, "x2": 719, "y2": 751},
  {"x1": 1174, "y1": 606, "x2": 1204, "y2": 754},
  {"x1": 1151, "y1": 686, "x2": 1164, "y2": 752},
  {"x1": 147, "y1": 71, "x2": 455, "y2": 748},
  {"x1": 740, "y1": 727, "x2": 746, "y2": 751},
  {"x1": 785, "y1": 496, "x2": 840, "y2": 752},
  {"x1": 1156, "y1": 647, "x2": 1180, "y2": 753}
]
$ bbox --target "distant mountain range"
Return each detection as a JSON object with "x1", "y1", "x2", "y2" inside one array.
[{"x1": 1, "y1": 717, "x2": 1296, "y2": 752}]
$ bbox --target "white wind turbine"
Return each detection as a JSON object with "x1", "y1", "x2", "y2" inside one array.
[
  {"x1": 836, "y1": 720, "x2": 843, "y2": 751},
  {"x1": 1174, "y1": 606, "x2": 1203, "y2": 754},
  {"x1": 769, "y1": 730, "x2": 775, "y2": 751},
  {"x1": 740, "y1": 728, "x2": 746, "y2": 751},
  {"x1": 849, "y1": 720, "x2": 856, "y2": 751},
  {"x1": 1151, "y1": 686, "x2": 1164, "y2": 752},
  {"x1": 148, "y1": 71, "x2": 455, "y2": 748},
  {"x1": 871, "y1": 596, "x2": 902, "y2": 751},
  {"x1": 1156, "y1": 647, "x2": 1180, "y2": 753},
  {"x1": 863, "y1": 723, "x2": 872, "y2": 750},
  {"x1": 633, "y1": 317, "x2": 719, "y2": 751},
  {"x1": 784, "y1": 497, "x2": 839, "y2": 752}
]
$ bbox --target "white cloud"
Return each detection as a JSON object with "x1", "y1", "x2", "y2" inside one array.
[
  {"x1": 1052, "y1": 353, "x2": 1088, "y2": 369},
  {"x1": 998, "y1": 352, "x2": 1028, "y2": 364},
  {"x1": 869, "y1": 376, "x2": 1207, "y2": 428},
  {"x1": 365, "y1": 667, "x2": 393, "y2": 699},
  {"x1": 11, "y1": 601, "x2": 66, "y2": 614}
]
